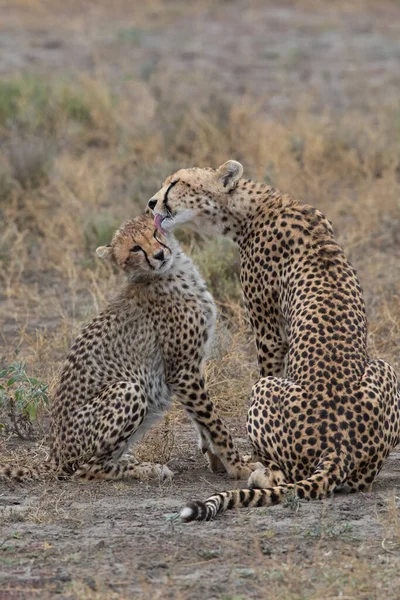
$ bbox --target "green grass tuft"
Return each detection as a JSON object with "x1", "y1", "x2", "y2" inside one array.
[{"x1": 0, "y1": 362, "x2": 49, "y2": 439}]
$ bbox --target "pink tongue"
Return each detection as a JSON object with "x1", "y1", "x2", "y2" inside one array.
[{"x1": 154, "y1": 214, "x2": 166, "y2": 234}]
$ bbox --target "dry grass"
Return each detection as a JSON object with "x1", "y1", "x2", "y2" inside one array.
[
  {"x1": 1, "y1": 72, "x2": 399, "y2": 403},
  {"x1": 1, "y1": 71, "x2": 399, "y2": 460}
]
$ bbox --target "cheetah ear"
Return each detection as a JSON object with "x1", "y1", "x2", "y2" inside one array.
[
  {"x1": 216, "y1": 160, "x2": 243, "y2": 191},
  {"x1": 96, "y1": 245, "x2": 113, "y2": 260}
]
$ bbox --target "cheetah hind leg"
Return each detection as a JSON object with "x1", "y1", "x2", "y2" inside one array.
[
  {"x1": 72, "y1": 381, "x2": 173, "y2": 482},
  {"x1": 75, "y1": 459, "x2": 173, "y2": 482},
  {"x1": 246, "y1": 376, "x2": 306, "y2": 485},
  {"x1": 340, "y1": 359, "x2": 400, "y2": 493},
  {"x1": 361, "y1": 359, "x2": 400, "y2": 451}
]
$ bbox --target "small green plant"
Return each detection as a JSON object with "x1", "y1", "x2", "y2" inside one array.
[
  {"x1": 0, "y1": 163, "x2": 14, "y2": 204},
  {"x1": 235, "y1": 568, "x2": 255, "y2": 578},
  {"x1": 118, "y1": 28, "x2": 143, "y2": 45},
  {"x1": 0, "y1": 81, "x2": 21, "y2": 124},
  {"x1": 5, "y1": 134, "x2": 53, "y2": 189},
  {"x1": 0, "y1": 75, "x2": 53, "y2": 131},
  {"x1": 59, "y1": 87, "x2": 93, "y2": 123},
  {"x1": 82, "y1": 215, "x2": 122, "y2": 267},
  {"x1": 283, "y1": 485, "x2": 301, "y2": 512},
  {"x1": 191, "y1": 237, "x2": 241, "y2": 304},
  {"x1": 83, "y1": 215, "x2": 121, "y2": 252},
  {"x1": 0, "y1": 362, "x2": 49, "y2": 439},
  {"x1": 259, "y1": 538, "x2": 274, "y2": 556},
  {"x1": 263, "y1": 162, "x2": 276, "y2": 185},
  {"x1": 164, "y1": 512, "x2": 180, "y2": 534},
  {"x1": 198, "y1": 547, "x2": 222, "y2": 560},
  {"x1": 304, "y1": 521, "x2": 354, "y2": 539}
]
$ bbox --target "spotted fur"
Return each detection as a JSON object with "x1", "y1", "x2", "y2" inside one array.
[
  {"x1": 149, "y1": 161, "x2": 400, "y2": 521},
  {"x1": 1, "y1": 214, "x2": 256, "y2": 483}
]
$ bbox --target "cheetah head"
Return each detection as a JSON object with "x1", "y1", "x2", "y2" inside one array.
[
  {"x1": 96, "y1": 214, "x2": 174, "y2": 280},
  {"x1": 148, "y1": 160, "x2": 243, "y2": 235}
]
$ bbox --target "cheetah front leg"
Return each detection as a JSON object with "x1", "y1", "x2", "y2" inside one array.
[
  {"x1": 255, "y1": 337, "x2": 288, "y2": 378},
  {"x1": 76, "y1": 458, "x2": 173, "y2": 482},
  {"x1": 249, "y1": 308, "x2": 288, "y2": 378},
  {"x1": 193, "y1": 424, "x2": 226, "y2": 473},
  {"x1": 171, "y1": 374, "x2": 259, "y2": 479}
]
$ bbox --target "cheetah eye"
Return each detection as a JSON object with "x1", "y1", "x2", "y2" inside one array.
[{"x1": 130, "y1": 245, "x2": 141, "y2": 253}]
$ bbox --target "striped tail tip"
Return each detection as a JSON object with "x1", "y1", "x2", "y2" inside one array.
[
  {"x1": 180, "y1": 499, "x2": 219, "y2": 522},
  {"x1": 180, "y1": 501, "x2": 207, "y2": 522}
]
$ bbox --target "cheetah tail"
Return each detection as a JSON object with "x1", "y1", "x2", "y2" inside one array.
[
  {"x1": 180, "y1": 463, "x2": 341, "y2": 522},
  {"x1": 0, "y1": 462, "x2": 54, "y2": 481}
]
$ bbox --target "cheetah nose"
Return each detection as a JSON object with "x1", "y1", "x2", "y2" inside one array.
[
  {"x1": 148, "y1": 198, "x2": 157, "y2": 210},
  {"x1": 153, "y1": 249, "x2": 165, "y2": 261}
]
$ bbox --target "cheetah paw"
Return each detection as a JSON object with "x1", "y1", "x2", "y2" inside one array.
[
  {"x1": 227, "y1": 461, "x2": 263, "y2": 480},
  {"x1": 242, "y1": 454, "x2": 259, "y2": 464},
  {"x1": 246, "y1": 461, "x2": 264, "y2": 472},
  {"x1": 248, "y1": 467, "x2": 272, "y2": 489},
  {"x1": 159, "y1": 465, "x2": 174, "y2": 482},
  {"x1": 206, "y1": 452, "x2": 227, "y2": 473}
]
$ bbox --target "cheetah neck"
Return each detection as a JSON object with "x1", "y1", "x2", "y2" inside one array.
[{"x1": 215, "y1": 180, "x2": 292, "y2": 242}]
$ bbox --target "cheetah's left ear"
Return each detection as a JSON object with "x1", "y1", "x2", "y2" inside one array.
[
  {"x1": 216, "y1": 160, "x2": 243, "y2": 191},
  {"x1": 96, "y1": 245, "x2": 113, "y2": 260}
]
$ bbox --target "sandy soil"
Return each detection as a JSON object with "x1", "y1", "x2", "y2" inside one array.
[{"x1": 1, "y1": 422, "x2": 400, "y2": 599}]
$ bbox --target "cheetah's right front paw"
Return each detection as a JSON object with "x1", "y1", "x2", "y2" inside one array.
[
  {"x1": 248, "y1": 467, "x2": 271, "y2": 489},
  {"x1": 158, "y1": 465, "x2": 174, "y2": 482},
  {"x1": 248, "y1": 465, "x2": 286, "y2": 488},
  {"x1": 140, "y1": 462, "x2": 174, "y2": 482},
  {"x1": 206, "y1": 451, "x2": 227, "y2": 473},
  {"x1": 227, "y1": 460, "x2": 263, "y2": 480}
]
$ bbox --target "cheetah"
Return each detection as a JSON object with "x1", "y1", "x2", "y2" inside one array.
[
  {"x1": 147, "y1": 160, "x2": 400, "y2": 521},
  {"x1": 1, "y1": 213, "x2": 256, "y2": 482}
]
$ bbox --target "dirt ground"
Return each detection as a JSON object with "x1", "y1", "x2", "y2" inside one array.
[
  {"x1": 1, "y1": 1, "x2": 400, "y2": 599},
  {"x1": 0, "y1": 433, "x2": 399, "y2": 600}
]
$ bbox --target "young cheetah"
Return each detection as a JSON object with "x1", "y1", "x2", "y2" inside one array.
[
  {"x1": 1, "y1": 214, "x2": 255, "y2": 482},
  {"x1": 148, "y1": 160, "x2": 400, "y2": 521}
]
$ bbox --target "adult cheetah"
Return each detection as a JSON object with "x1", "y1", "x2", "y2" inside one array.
[
  {"x1": 148, "y1": 160, "x2": 400, "y2": 521},
  {"x1": 1, "y1": 214, "x2": 255, "y2": 482}
]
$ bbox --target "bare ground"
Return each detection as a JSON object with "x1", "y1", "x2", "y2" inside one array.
[
  {"x1": 1, "y1": 1, "x2": 400, "y2": 599},
  {"x1": 1, "y1": 425, "x2": 400, "y2": 600}
]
